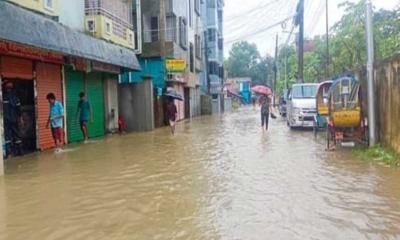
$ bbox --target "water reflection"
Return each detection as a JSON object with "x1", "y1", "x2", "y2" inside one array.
[{"x1": 0, "y1": 108, "x2": 399, "y2": 239}]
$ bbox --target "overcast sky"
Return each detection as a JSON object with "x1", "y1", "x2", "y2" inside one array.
[{"x1": 224, "y1": 0, "x2": 399, "y2": 57}]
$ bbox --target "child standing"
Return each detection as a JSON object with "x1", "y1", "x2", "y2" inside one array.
[
  {"x1": 46, "y1": 93, "x2": 64, "y2": 153},
  {"x1": 76, "y1": 92, "x2": 91, "y2": 143}
]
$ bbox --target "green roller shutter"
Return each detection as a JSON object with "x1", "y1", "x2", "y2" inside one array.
[
  {"x1": 87, "y1": 72, "x2": 105, "y2": 138},
  {"x1": 65, "y1": 67, "x2": 85, "y2": 143}
]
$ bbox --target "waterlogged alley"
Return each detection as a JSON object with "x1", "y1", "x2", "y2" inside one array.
[{"x1": 1, "y1": 108, "x2": 400, "y2": 240}]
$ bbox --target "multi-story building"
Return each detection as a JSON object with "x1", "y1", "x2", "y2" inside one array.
[
  {"x1": 84, "y1": 0, "x2": 135, "y2": 49},
  {"x1": 122, "y1": 0, "x2": 203, "y2": 125},
  {"x1": 0, "y1": 0, "x2": 140, "y2": 171},
  {"x1": 201, "y1": 0, "x2": 224, "y2": 114}
]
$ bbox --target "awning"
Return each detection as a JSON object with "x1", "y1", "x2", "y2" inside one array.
[{"x1": 0, "y1": 1, "x2": 140, "y2": 71}]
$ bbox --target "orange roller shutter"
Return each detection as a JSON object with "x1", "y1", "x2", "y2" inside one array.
[
  {"x1": 1, "y1": 56, "x2": 33, "y2": 79},
  {"x1": 36, "y1": 62, "x2": 63, "y2": 151}
]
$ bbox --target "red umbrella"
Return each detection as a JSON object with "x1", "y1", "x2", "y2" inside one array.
[{"x1": 251, "y1": 85, "x2": 272, "y2": 96}]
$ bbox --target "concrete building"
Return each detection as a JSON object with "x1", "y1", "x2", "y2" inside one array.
[
  {"x1": 121, "y1": 0, "x2": 203, "y2": 126},
  {"x1": 201, "y1": 0, "x2": 224, "y2": 114},
  {"x1": 0, "y1": 0, "x2": 140, "y2": 175}
]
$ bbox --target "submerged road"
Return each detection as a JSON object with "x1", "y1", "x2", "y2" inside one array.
[{"x1": 0, "y1": 108, "x2": 400, "y2": 239}]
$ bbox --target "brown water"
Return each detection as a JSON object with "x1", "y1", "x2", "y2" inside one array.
[{"x1": 1, "y1": 108, "x2": 400, "y2": 240}]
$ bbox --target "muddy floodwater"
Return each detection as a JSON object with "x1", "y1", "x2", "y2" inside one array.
[{"x1": 1, "y1": 108, "x2": 400, "y2": 239}]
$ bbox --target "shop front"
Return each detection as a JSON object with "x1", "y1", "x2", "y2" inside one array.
[{"x1": 0, "y1": 41, "x2": 64, "y2": 155}]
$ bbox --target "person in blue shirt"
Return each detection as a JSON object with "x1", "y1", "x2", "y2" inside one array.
[
  {"x1": 46, "y1": 93, "x2": 64, "y2": 153},
  {"x1": 76, "y1": 92, "x2": 91, "y2": 143}
]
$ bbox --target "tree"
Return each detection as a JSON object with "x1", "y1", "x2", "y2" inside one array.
[
  {"x1": 226, "y1": 41, "x2": 275, "y2": 86},
  {"x1": 226, "y1": 41, "x2": 260, "y2": 78}
]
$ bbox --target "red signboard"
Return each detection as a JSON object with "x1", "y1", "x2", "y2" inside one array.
[{"x1": 0, "y1": 41, "x2": 64, "y2": 64}]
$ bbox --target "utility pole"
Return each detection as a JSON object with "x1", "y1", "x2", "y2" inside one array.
[
  {"x1": 325, "y1": 0, "x2": 330, "y2": 80},
  {"x1": 274, "y1": 33, "x2": 278, "y2": 104},
  {"x1": 297, "y1": 0, "x2": 304, "y2": 83},
  {"x1": 366, "y1": 0, "x2": 376, "y2": 146}
]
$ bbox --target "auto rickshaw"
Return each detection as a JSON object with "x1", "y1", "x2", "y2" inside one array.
[
  {"x1": 326, "y1": 76, "x2": 368, "y2": 149},
  {"x1": 313, "y1": 81, "x2": 333, "y2": 137}
]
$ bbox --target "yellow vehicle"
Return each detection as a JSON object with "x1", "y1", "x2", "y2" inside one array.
[
  {"x1": 313, "y1": 81, "x2": 333, "y2": 137},
  {"x1": 326, "y1": 76, "x2": 367, "y2": 149}
]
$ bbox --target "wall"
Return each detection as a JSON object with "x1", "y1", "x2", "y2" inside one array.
[
  {"x1": 118, "y1": 79, "x2": 154, "y2": 132},
  {"x1": 84, "y1": 15, "x2": 135, "y2": 49},
  {"x1": 9, "y1": 0, "x2": 59, "y2": 17},
  {"x1": 348, "y1": 56, "x2": 400, "y2": 153},
  {"x1": 60, "y1": 0, "x2": 84, "y2": 31}
]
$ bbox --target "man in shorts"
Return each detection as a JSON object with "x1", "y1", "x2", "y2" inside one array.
[
  {"x1": 46, "y1": 93, "x2": 64, "y2": 153},
  {"x1": 76, "y1": 92, "x2": 91, "y2": 143}
]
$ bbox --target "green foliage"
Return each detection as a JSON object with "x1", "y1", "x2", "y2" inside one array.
[
  {"x1": 354, "y1": 145, "x2": 400, "y2": 166},
  {"x1": 225, "y1": 41, "x2": 274, "y2": 86},
  {"x1": 275, "y1": 1, "x2": 400, "y2": 94},
  {"x1": 226, "y1": 3, "x2": 400, "y2": 96}
]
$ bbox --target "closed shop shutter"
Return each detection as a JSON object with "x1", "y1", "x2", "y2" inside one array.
[
  {"x1": 65, "y1": 67, "x2": 85, "y2": 143},
  {"x1": 36, "y1": 62, "x2": 63, "y2": 150},
  {"x1": 104, "y1": 75, "x2": 119, "y2": 133},
  {"x1": 87, "y1": 72, "x2": 105, "y2": 138},
  {"x1": 0, "y1": 56, "x2": 33, "y2": 79}
]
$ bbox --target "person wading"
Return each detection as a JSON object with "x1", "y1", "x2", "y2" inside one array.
[
  {"x1": 260, "y1": 95, "x2": 273, "y2": 131},
  {"x1": 2, "y1": 80, "x2": 24, "y2": 157},
  {"x1": 76, "y1": 92, "x2": 92, "y2": 143},
  {"x1": 166, "y1": 97, "x2": 178, "y2": 135},
  {"x1": 46, "y1": 93, "x2": 64, "y2": 153}
]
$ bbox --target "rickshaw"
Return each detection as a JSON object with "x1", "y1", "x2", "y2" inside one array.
[
  {"x1": 313, "y1": 81, "x2": 333, "y2": 137},
  {"x1": 326, "y1": 76, "x2": 368, "y2": 149}
]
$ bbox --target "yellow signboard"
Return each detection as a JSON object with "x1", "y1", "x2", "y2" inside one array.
[{"x1": 166, "y1": 59, "x2": 186, "y2": 73}]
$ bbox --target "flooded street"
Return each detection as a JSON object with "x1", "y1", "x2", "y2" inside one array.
[{"x1": 1, "y1": 108, "x2": 400, "y2": 240}]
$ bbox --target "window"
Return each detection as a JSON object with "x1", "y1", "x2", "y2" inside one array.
[
  {"x1": 207, "y1": 0, "x2": 216, "y2": 8},
  {"x1": 44, "y1": 0, "x2": 53, "y2": 10},
  {"x1": 179, "y1": 17, "x2": 187, "y2": 49},
  {"x1": 218, "y1": 37, "x2": 223, "y2": 50},
  {"x1": 208, "y1": 61, "x2": 219, "y2": 75},
  {"x1": 190, "y1": 43, "x2": 194, "y2": 73},
  {"x1": 150, "y1": 17, "x2": 159, "y2": 42},
  {"x1": 195, "y1": 0, "x2": 201, "y2": 15},
  {"x1": 292, "y1": 85, "x2": 318, "y2": 99},
  {"x1": 166, "y1": 15, "x2": 177, "y2": 42},
  {"x1": 129, "y1": 33, "x2": 134, "y2": 45},
  {"x1": 208, "y1": 29, "x2": 216, "y2": 42},
  {"x1": 87, "y1": 20, "x2": 95, "y2": 32},
  {"x1": 195, "y1": 34, "x2": 201, "y2": 59},
  {"x1": 105, "y1": 20, "x2": 112, "y2": 35}
]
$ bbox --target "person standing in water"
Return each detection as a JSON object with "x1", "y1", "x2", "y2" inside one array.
[
  {"x1": 166, "y1": 97, "x2": 177, "y2": 135},
  {"x1": 46, "y1": 93, "x2": 64, "y2": 153},
  {"x1": 76, "y1": 92, "x2": 91, "y2": 143},
  {"x1": 260, "y1": 95, "x2": 272, "y2": 131}
]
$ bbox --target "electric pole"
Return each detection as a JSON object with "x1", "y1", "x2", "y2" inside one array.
[
  {"x1": 366, "y1": 0, "x2": 376, "y2": 146},
  {"x1": 325, "y1": 0, "x2": 330, "y2": 80},
  {"x1": 296, "y1": 0, "x2": 304, "y2": 83},
  {"x1": 274, "y1": 33, "x2": 278, "y2": 104}
]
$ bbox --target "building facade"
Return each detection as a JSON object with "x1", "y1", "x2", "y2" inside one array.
[
  {"x1": 0, "y1": 0, "x2": 140, "y2": 174},
  {"x1": 201, "y1": 0, "x2": 224, "y2": 114},
  {"x1": 122, "y1": 0, "x2": 204, "y2": 126}
]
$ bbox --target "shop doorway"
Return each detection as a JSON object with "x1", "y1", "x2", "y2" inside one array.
[
  {"x1": 184, "y1": 88, "x2": 190, "y2": 119},
  {"x1": 2, "y1": 79, "x2": 37, "y2": 156}
]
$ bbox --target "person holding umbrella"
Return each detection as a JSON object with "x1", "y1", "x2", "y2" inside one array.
[
  {"x1": 166, "y1": 97, "x2": 178, "y2": 135},
  {"x1": 251, "y1": 85, "x2": 276, "y2": 131},
  {"x1": 164, "y1": 87, "x2": 182, "y2": 135},
  {"x1": 259, "y1": 95, "x2": 273, "y2": 131}
]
